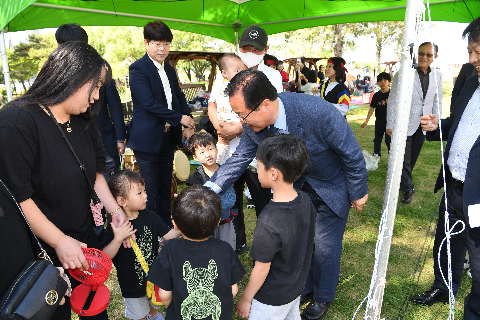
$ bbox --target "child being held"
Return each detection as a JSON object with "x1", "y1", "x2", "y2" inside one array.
[
  {"x1": 208, "y1": 53, "x2": 246, "y2": 164},
  {"x1": 361, "y1": 72, "x2": 392, "y2": 162},
  {"x1": 236, "y1": 134, "x2": 316, "y2": 320},
  {"x1": 147, "y1": 185, "x2": 246, "y2": 320},
  {"x1": 185, "y1": 131, "x2": 237, "y2": 250},
  {"x1": 100, "y1": 170, "x2": 181, "y2": 320}
]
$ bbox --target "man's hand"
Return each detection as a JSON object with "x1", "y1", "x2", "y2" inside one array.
[
  {"x1": 182, "y1": 128, "x2": 194, "y2": 139},
  {"x1": 180, "y1": 115, "x2": 195, "y2": 129},
  {"x1": 420, "y1": 114, "x2": 439, "y2": 132},
  {"x1": 351, "y1": 194, "x2": 368, "y2": 211},
  {"x1": 117, "y1": 142, "x2": 126, "y2": 155},
  {"x1": 386, "y1": 129, "x2": 392, "y2": 136},
  {"x1": 236, "y1": 295, "x2": 252, "y2": 319}
]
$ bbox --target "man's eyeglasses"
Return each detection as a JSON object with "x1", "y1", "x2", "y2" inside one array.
[
  {"x1": 240, "y1": 100, "x2": 263, "y2": 123},
  {"x1": 418, "y1": 52, "x2": 434, "y2": 58},
  {"x1": 150, "y1": 42, "x2": 170, "y2": 49}
]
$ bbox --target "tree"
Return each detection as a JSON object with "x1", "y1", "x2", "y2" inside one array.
[
  {"x1": 355, "y1": 22, "x2": 404, "y2": 73},
  {"x1": 8, "y1": 41, "x2": 39, "y2": 92}
]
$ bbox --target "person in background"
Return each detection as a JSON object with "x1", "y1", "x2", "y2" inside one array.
[
  {"x1": 411, "y1": 17, "x2": 480, "y2": 318},
  {"x1": 0, "y1": 41, "x2": 129, "y2": 320},
  {"x1": 361, "y1": 72, "x2": 392, "y2": 163},
  {"x1": 55, "y1": 24, "x2": 126, "y2": 179},
  {"x1": 317, "y1": 65, "x2": 325, "y2": 84},
  {"x1": 386, "y1": 42, "x2": 443, "y2": 204},
  {"x1": 264, "y1": 54, "x2": 278, "y2": 70},
  {"x1": 128, "y1": 21, "x2": 195, "y2": 227},
  {"x1": 147, "y1": 185, "x2": 246, "y2": 320},
  {"x1": 299, "y1": 69, "x2": 319, "y2": 95},
  {"x1": 278, "y1": 60, "x2": 289, "y2": 91},
  {"x1": 295, "y1": 57, "x2": 310, "y2": 86},
  {"x1": 314, "y1": 57, "x2": 351, "y2": 117}
]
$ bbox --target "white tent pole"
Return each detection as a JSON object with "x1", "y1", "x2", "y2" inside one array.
[
  {"x1": 0, "y1": 29, "x2": 13, "y2": 102},
  {"x1": 364, "y1": 0, "x2": 422, "y2": 318},
  {"x1": 30, "y1": 2, "x2": 229, "y2": 27}
]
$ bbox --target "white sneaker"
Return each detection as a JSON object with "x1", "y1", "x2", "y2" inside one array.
[
  {"x1": 467, "y1": 269, "x2": 472, "y2": 278},
  {"x1": 373, "y1": 153, "x2": 381, "y2": 164}
]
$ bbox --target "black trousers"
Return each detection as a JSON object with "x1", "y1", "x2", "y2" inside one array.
[
  {"x1": 431, "y1": 180, "x2": 480, "y2": 319},
  {"x1": 373, "y1": 123, "x2": 391, "y2": 157},
  {"x1": 133, "y1": 131, "x2": 175, "y2": 228},
  {"x1": 233, "y1": 169, "x2": 271, "y2": 249},
  {"x1": 400, "y1": 125, "x2": 425, "y2": 192}
]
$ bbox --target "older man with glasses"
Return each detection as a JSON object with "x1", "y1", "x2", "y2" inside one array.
[
  {"x1": 205, "y1": 69, "x2": 368, "y2": 320},
  {"x1": 386, "y1": 42, "x2": 444, "y2": 204}
]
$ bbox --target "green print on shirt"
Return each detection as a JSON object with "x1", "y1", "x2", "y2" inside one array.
[
  {"x1": 181, "y1": 259, "x2": 221, "y2": 320},
  {"x1": 134, "y1": 226, "x2": 154, "y2": 285}
]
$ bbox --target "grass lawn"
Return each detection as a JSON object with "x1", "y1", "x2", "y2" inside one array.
[{"x1": 97, "y1": 80, "x2": 472, "y2": 320}]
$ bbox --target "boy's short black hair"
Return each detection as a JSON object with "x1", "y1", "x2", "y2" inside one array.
[
  {"x1": 55, "y1": 24, "x2": 88, "y2": 44},
  {"x1": 306, "y1": 69, "x2": 317, "y2": 83},
  {"x1": 256, "y1": 134, "x2": 309, "y2": 183},
  {"x1": 219, "y1": 53, "x2": 242, "y2": 72},
  {"x1": 187, "y1": 131, "x2": 216, "y2": 155},
  {"x1": 377, "y1": 72, "x2": 391, "y2": 82},
  {"x1": 108, "y1": 170, "x2": 145, "y2": 199},
  {"x1": 144, "y1": 20, "x2": 173, "y2": 43},
  {"x1": 172, "y1": 185, "x2": 222, "y2": 240}
]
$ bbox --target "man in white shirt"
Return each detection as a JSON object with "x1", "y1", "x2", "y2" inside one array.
[
  {"x1": 411, "y1": 17, "x2": 480, "y2": 319},
  {"x1": 128, "y1": 21, "x2": 194, "y2": 227}
]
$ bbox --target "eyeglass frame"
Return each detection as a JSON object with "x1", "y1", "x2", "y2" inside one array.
[
  {"x1": 418, "y1": 51, "x2": 434, "y2": 59},
  {"x1": 149, "y1": 41, "x2": 171, "y2": 49},
  {"x1": 239, "y1": 99, "x2": 264, "y2": 123}
]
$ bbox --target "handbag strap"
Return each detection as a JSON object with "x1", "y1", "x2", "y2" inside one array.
[
  {"x1": 129, "y1": 237, "x2": 149, "y2": 275},
  {"x1": 0, "y1": 179, "x2": 52, "y2": 264},
  {"x1": 45, "y1": 107, "x2": 100, "y2": 203}
]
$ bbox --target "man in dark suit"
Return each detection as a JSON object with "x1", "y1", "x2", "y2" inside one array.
[
  {"x1": 97, "y1": 75, "x2": 126, "y2": 178},
  {"x1": 204, "y1": 69, "x2": 368, "y2": 320},
  {"x1": 411, "y1": 17, "x2": 480, "y2": 319},
  {"x1": 128, "y1": 21, "x2": 194, "y2": 227},
  {"x1": 451, "y1": 62, "x2": 476, "y2": 112}
]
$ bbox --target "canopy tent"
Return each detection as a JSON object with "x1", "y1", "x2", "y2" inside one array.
[{"x1": 1, "y1": 0, "x2": 479, "y2": 44}]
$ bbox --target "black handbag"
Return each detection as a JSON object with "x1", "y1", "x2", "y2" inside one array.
[{"x1": 0, "y1": 181, "x2": 68, "y2": 320}]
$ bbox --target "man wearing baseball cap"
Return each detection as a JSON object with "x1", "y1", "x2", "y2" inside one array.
[{"x1": 238, "y1": 25, "x2": 283, "y2": 93}]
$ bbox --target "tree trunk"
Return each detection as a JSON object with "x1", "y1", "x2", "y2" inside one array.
[
  {"x1": 376, "y1": 38, "x2": 382, "y2": 76},
  {"x1": 333, "y1": 24, "x2": 344, "y2": 57}
]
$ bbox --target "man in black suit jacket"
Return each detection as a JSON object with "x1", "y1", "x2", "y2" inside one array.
[
  {"x1": 128, "y1": 21, "x2": 194, "y2": 227},
  {"x1": 411, "y1": 17, "x2": 480, "y2": 319}
]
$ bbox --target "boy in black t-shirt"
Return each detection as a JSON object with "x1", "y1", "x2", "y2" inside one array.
[
  {"x1": 361, "y1": 72, "x2": 392, "y2": 162},
  {"x1": 147, "y1": 185, "x2": 246, "y2": 320},
  {"x1": 185, "y1": 132, "x2": 236, "y2": 250},
  {"x1": 236, "y1": 134, "x2": 315, "y2": 320},
  {"x1": 100, "y1": 170, "x2": 181, "y2": 320}
]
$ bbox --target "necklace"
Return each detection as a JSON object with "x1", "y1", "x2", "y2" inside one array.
[{"x1": 66, "y1": 119, "x2": 72, "y2": 133}]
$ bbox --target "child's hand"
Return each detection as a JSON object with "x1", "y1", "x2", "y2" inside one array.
[
  {"x1": 360, "y1": 121, "x2": 368, "y2": 128},
  {"x1": 112, "y1": 221, "x2": 136, "y2": 242},
  {"x1": 236, "y1": 295, "x2": 252, "y2": 319}
]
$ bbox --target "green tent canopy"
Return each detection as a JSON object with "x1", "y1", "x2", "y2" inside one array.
[{"x1": 1, "y1": 0, "x2": 479, "y2": 43}]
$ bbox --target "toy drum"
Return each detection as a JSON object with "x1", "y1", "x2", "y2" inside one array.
[{"x1": 171, "y1": 150, "x2": 190, "y2": 197}]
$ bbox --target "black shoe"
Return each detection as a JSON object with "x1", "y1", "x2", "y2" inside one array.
[
  {"x1": 301, "y1": 300, "x2": 332, "y2": 320},
  {"x1": 410, "y1": 289, "x2": 449, "y2": 306},
  {"x1": 401, "y1": 191, "x2": 413, "y2": 203},
  {"x1": 300, "y1": 293, "x2": 313, "y2": 306},
  {"x1": 235, "y1": 244, "x2": 248, "y2": 255}
]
